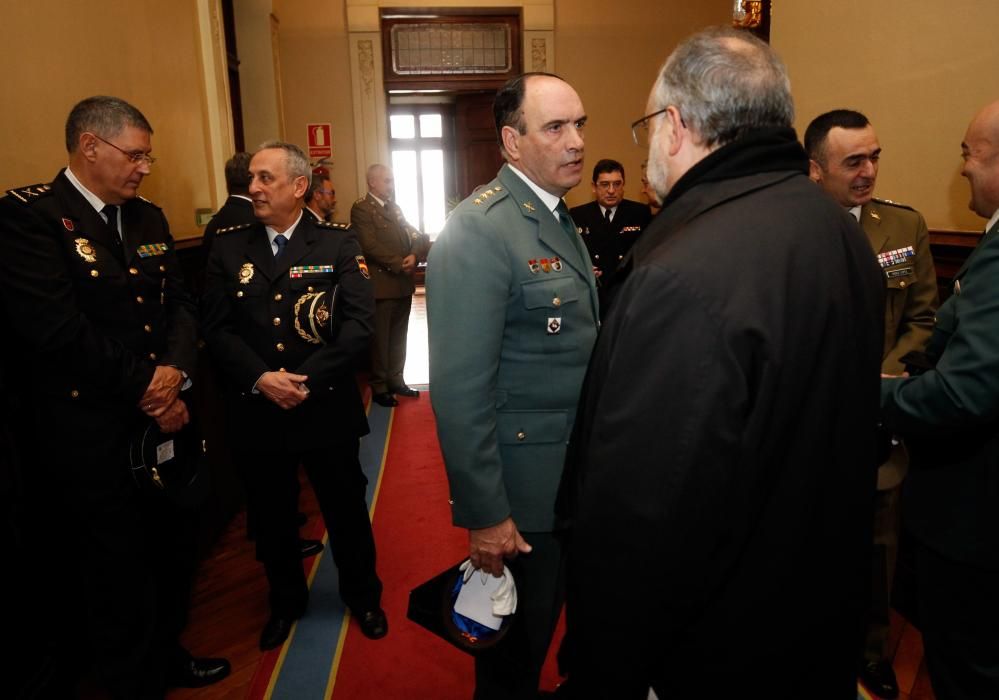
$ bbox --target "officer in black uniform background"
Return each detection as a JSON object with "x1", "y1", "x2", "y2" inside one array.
[
  {"x1": 201, "y1": 141, "x2": 388, "y2": 651},
  {"x1": 0, "y1": 95, "x2": 229, "y2": 698},
  {"x1": 570, "y1": 158, "x2": 652, "y2": 306}
]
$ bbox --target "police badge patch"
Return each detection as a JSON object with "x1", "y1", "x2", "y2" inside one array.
[
  {"x1": 74, "y1": 238, "x2": 97, "y2": 263},
  {"x1": 356, "y1": 255, "x2": 371, "y2": 279},
  {"x1": 238, "y1": 262, "x2": 255, "y2": 284}
]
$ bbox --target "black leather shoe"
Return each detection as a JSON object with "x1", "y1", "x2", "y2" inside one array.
[
  {"x1": 167, "y1": 655, "x2": 231, "y2": 688},
  {"x1": 859, "y1": 659, "x2": 899, "y2": 699},
  {"x1": 372, "y1": 392, "x2": 398, "y2": 407},
  {"x1": 260, "y1": 614, "x2": 297, "y2": 650},
  {"x1": 391, "y1": 385, "x2": 420, "y2": 397},
  {"x1": 299, "y1": 538, "x2": 324, "y2": 558},
  {"x1": 356, "y1": 607, "x2": 388, "y2": 639}
]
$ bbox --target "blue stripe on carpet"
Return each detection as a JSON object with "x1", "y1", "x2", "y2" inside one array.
[{"x1": 266, "y1": 400, "x2": 394, "y2": 699}]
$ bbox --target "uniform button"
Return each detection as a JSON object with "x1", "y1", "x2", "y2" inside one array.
[
  {"x1": 307, "y1": 286, "x2": 314, "y2": 292},
  {"x1": 618, "y1": 255, "x2": 624, "y2": 260},
  {"x1": 237, "y1": 290, "x2": 244, "y2": 298},
  {"x1": 90, "y1": 269, "x2": 99, "y2": 278},
  {"x1": 552, "y1": 297, "x2": 561, "y2": 307},
  {"x1": 159, "y1": 265, "x2": 166, "y2": 272},
  {"x1": 276, "y1": 343, "x2": 285, "y2": 352},
  {"x1": 149, "y1": 352, "x2": 157, "y2": 361},
  {"x1": 273, "y1": 317, "x2": 281, "y2": 326},
  {"x1": 594, "y1": 254, "x2": 601, "y2": 260},
  {"x1": 274, "y1": 293, "x2": 283, "y2": 301},
  {"x1": 143, "y1": 324, "x2": 152, "y2": 333},
  {"x1": 278, "y1": 367, "x2": 286, "y2": 372},
  {"x1": 516, "y1": 431, "x2": 526, "y2": 441},
  {"x1": 899, "y1": 280, "x2": 907, "y2": 288},
  {"x1": 136, "y1": 296, "x2": 144, "y2": 304},
  {"x1": 70, "y1": 389, "x2": 80, "y2": 399},
  {"x1": 128, "y1": 267, "x2": 139, "y2": 275}
]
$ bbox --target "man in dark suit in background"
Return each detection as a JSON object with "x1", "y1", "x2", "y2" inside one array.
[
  {"x1": 570, "y1": 158, "x2": 650, "y2": 301},
  {"x1": 880, "y1": 99, "x2": 999, "y2": 700},
  {"x1": 201, "y1": 151, "x2": 254, "y2": 284},
  {"x1": 806, "y1": 109, "x2": 938, "y2": 699},
  {"x1": 351, "y1": 164, "x2": 430, "y2": 407},
  {"x1": 202, "y1": 141, "x2": 387, "y2": 651},
  {"x1": 0, "y1": 95, "x2": 229, "y2": 697},
  {"x1": 304, "y1": 170, "x2": 337, "y2": 223},
  {"x1": 559, "y1": 28, "x2": 883, "y2": 698}
]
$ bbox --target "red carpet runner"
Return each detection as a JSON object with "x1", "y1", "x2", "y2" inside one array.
[{"x1": 247, "y1": 392, "x2": 565, "y2": 699}]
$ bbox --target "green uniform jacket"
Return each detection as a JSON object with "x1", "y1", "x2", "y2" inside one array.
[
  {"x1": 881, "y1": 220, "x2": 999, "y2": 569},
  {"x1": 862, "y1": 198, "x2": 939, "y2": 489},
  {"x1": 427, "y1": 164, "x2": 599, "y2": 532},
  {"x1": 350, "y1": 193, "x2": 429, "y2": 300}
]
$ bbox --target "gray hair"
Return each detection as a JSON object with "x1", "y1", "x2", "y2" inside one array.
[
  {"x1": 65, "y1": 96, "x2": 153, "y2": 154},
  {"x1": 257, "y1": 140, "x2": 312, "y2": 185},
  {"x1": 652, "y1": 27, "x2": 794, "y2": 149}
]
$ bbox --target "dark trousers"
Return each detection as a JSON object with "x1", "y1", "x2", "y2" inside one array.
[
  {"x1": 474, "y1": 531, "x2": 565, "y2": 700},
  {"x1": 370, "y1": 296, "x2": 412, "y2": 394},
  {"x1": 238, "y1": 438, "x2": 382, "y2": 617},
  {"x1": 34, "y1": 454, "x2": 195, "y2": 700},
  {"x1": 913, "y1": 538, "x2": 999, "y2": 700},
  {"x1": 863, "y1": 484, "x2": 901, "y2": 662}
]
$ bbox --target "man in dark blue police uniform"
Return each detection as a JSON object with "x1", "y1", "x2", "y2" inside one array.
[
  {"x1": 0, "y1": 95, "x2": 229, "y2": 698},
  {"x1": 202, "y1": 141, "x2": 387, "y2": 651}
]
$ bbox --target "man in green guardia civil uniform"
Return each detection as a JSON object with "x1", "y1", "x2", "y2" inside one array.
[{"x1": 426, "y1": 72, "x2": 597, "y2": 699}]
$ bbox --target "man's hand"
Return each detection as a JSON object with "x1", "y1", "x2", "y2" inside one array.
[
  {"x1": 593, "y1": 266, "x2": 603, "y2": 278},
  {"x1": 257, "y1": 371, "x2": 310, "y2": 409},
  {"x1": 139, "y1": 365, "x2": 184, "y2": 417},
  {"x1": 401, "y1": 254, "x2": 417, "y2": 275},
  {"x1": 469, "y1": 517, "x2": 532, "y2": 576},
  {"x1": 155, "y1": 398, "x2": 190, "y2": 433}
]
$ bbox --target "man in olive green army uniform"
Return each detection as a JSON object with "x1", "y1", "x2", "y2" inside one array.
[
  {"x1": 806, "y1": 109, "x2": 938, "y2": 699},
  {"x1": 427, "y1": 73, "x2": 598, "y2": 699}
]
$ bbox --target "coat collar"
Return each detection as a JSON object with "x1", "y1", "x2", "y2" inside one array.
[
  {"x1": 53, "y1": 170, "x2": 131, "y2": 263},
  {"x1": 242, "y1": 214, "x2": 318, "y2": 281}
]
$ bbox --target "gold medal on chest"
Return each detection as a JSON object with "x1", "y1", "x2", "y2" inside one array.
[
  {"x1": 74, "y1": 238, "x2": 97, "y2": 263},
  {"x1": 239, "y1": 262, "x2": 255, "y2": 284}
]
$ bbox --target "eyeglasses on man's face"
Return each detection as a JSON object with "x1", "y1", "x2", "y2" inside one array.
[
  {"x1": 630, "y1": 108, "x2": 670, "y2": 149},
  {"x1": 92, "y1": 133, "x2": 157, "y2": 166}
]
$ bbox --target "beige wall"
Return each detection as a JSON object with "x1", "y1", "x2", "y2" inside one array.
[
  {"x1": 272, "y1": 0, "x2": 360, "y2": 213},
  {"x1": 773, "y1": 1, "x2": 999, "y2": 232},
  {"x1": 0, "y1": 1, "x2": 221, "y2": 240},
  {"x1": 236, "y1": 0, "x2": 284, "y2": 150},
  {"x1": 556, "y1": 0, "x2": 733, "y2": 208}
]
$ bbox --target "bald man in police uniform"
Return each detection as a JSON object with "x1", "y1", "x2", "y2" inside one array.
[
  {"x1": 0, "y1": 96, "x2": 228, "y2": 697},
  {"x1": 806, "y1": 109, "x2": 938, "y2": 699},
  {"x1": 427, "y1": 72, "x2": 598, "y2": 699},
  {"x1": 202, "y1": 141, "x2": 387, "y2": 651}
]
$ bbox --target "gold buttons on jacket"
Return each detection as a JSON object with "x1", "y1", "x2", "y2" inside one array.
[
  {"x1": 236, "y1": 290, "x2": 244, "y2": 298},
  {"x1": 70, "y1": 389, "x2": 80, "y2": 399},
  {"x1": 276, "y1": 343, "x2": 285, "y2": 352},
  {"x1": 273, "y1": 317, "x2": 281, "y2": 326},
  {"x1": 516, "y1": 431, "x2": 526, "y2": 441},
  {"x1": 90, "y1": 269, "x2": 99, "y2": 278},
  {"x1": 552, "y1": 297, "x2": 561, "y2": 307},
  {"x1": 144, "y1": 324, "x2": 152, "y2": 333},
  {"x1": 307, "y1": 286, "x2": 314, "y2": 292},
  {"x1": 899, "y1": 280, "x2": 907, "y2": 288},
  {"x1": 136, "y1": 296, "x2": 144, "y2": 304},
  {"x1": 274, "y1": 293, "x2": 283, "y2": 301},
  {"x1": 149, "y1": 352, "x2": 157, "y2": 361},
  {"x1": 159, "y1": 265, "x2": 166, "y2": 272},
  {"x1": 128, "y1": 267, "x2": 139, "y2": 276}
]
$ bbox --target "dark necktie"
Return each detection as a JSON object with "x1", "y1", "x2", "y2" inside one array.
[
  {"x1": 102, "y1": 204, "x2": 124, "y2": 259},
  {"x1": 273, "y1": 234, "x2": 288, "y2": 259},
  {"x1": 604, "y1": 207, "x2": 613, "y2": 225}
]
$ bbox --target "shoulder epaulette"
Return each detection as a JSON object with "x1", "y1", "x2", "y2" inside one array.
[
  {"x1": 317, "y1": 220, "x2": 352, "y2": 232},
  {"x1": 355, "y1": 196, "x2": 367, "y2": 205},
  {"x1": 215, "y1": 222, "x2": 254, "y2": 235},
  {"x1": 135, "y1": 195, "x2": 162, "y2": 209},
  {"x1": 470, "y1": 184, "x2": 508, "y2": 212},
  {"x1": 872, "y1": 197, "x2": 916, "y2": 212},
  {"x1": 5, "y1": 183, "x2": 52, "y2": 204}
]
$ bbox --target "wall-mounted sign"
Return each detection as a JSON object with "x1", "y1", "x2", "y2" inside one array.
[{"x1": 307, "y1": 123, "x2": 333, "y2": 159}]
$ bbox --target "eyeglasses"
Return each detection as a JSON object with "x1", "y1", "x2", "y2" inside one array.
[
  {"x1": 92, "y1": 133, "x2": 157, "y2": 165},
  {"x1": 630, "y1": 108, "x2": 669, "y2": 149},
  {"x1": 319, "y1": 189, "x2": 336, "y2": 197},
  {"x1": 594, "y1": 181, "x2": 623, "y2": 191}
]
